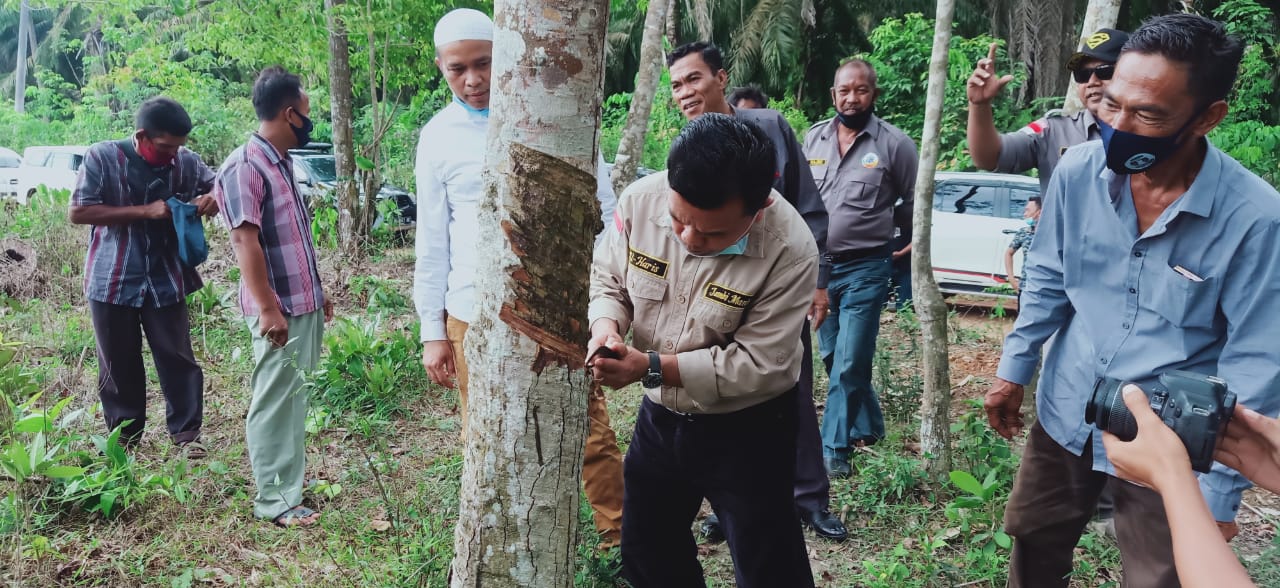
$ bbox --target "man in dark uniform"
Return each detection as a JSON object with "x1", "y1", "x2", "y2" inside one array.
[
  {"x1": 967, "y1": 28, "x2": 1130, "y2": 193},
  {"x1": 666, "y1": 40, "x2": 846, "y2": 542},
  {"x1": 804, "y1": 59, "x2": 919, "y2": 474},
  {"x1": 588, "y1": 113, "x2": 818, "y2": 588}
]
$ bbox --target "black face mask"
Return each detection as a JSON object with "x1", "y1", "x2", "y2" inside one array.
[
  {"x1": 1097, "y1": 111, "x2": 1201, "y2": 175},
  {"x1": 836, "y1": 104, "x2": 875, "y2": 131},
  {"x1": 289, "y1": 107, "x2": 314, "y2": 147}
]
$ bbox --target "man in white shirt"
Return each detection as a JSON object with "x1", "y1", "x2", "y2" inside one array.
[{"x1": 412, "y1": 8, "x2": 623, "y2": 547}]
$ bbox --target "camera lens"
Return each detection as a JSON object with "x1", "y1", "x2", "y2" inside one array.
[{"x1": 1086, "y1": 378, "x2": 1138, "y2": 441}]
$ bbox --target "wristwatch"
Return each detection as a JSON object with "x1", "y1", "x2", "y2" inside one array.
[{"x1": 641, "y1": 351, "x2": 663, "y2": 389}]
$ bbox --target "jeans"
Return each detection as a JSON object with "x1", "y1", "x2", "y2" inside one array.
[
  {"x1": 891, "y1": 259, "x2": 912, "y2": 311},
  {"x1": 818, "y1": 256, "x2": 892, "y2": 457}
]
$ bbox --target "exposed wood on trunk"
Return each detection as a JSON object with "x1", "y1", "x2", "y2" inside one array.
[
  {"x1": 326, "y1": 0, "x2": 361, "y2": 258},
  {"x1": 449, "y1": 1, "x2": 609, "y2": 586},
  {"x1": 914, "y1": 0, "x2": 956, "y2": 481}
]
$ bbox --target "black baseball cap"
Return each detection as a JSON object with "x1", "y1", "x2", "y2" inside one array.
[{"x1": 1066, "y1": 28, "x2": 1129, "y2": 70}]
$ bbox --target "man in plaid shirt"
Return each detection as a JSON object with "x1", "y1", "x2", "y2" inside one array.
[
  {"x1": 214, "y1": 66, "x2": 331, "y2": 528},
  {"x1": 69, "y1": 97, "x2": 219, "y2": 455}
]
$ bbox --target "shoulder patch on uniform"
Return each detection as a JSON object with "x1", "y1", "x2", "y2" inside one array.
[
  {"x1": 703, "y1": 282, "x2": 754, "y2": 310},
  {"x1": 809, "y1": 158, "x2": 826, "y2": 166},
  {"x1": 628, "y1": 247, "x2": 669, "y2": 279},
  {"x1": 1044, "y1": 108, "x2": 1066, "y2": 118},
  {"x1": 1019, "y1": 119, "x2": 1048, "y2": 135},
  {"x1": 613, "y1": 209, "x2": 625, "y2": 234}
]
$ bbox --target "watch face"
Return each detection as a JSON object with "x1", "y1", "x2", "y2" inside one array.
[{"x1": 642, "y1": 374, "x2": 662, "y2": 389}]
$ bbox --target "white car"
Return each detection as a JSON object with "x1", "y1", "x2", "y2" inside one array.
[
  {"x1": 929, "y1": 171, "x2": 1041, "y2": 296},
  {"x1": 0, "y1": 148, "x2": 21, "y2": 202},
  {"x1": 8, "y1": 146, "x2": 87, "y2": 204}
]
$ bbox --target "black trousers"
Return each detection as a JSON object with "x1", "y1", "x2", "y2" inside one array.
[
  {"x1": 621, "y1": 390, "x2": 814, "y2": 588},
  {"x1": 89, "y1": 299, "x2": 203, "y2": 444},
  {"x1": 794, "y1": 322, "x2": 830, "y2": 513}
]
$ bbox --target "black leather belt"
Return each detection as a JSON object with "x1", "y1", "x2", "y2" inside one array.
[{"x1": 824, "y1": 244, "x2": 892, "y2": 264}]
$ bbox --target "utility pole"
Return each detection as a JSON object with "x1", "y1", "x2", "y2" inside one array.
[{"x1": 15, "y1": 0, "x2": 32, "y2": 113}]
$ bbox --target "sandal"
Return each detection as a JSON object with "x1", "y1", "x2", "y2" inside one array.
[
  {"x1": 272, "y1": 505, "x2": 321, "y2": 528},
  {"x1": 178, "y1": 440, "x2": 208, "y2": 460}
]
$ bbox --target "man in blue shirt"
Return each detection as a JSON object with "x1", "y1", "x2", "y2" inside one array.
[{"x1": 985, "y1": 14, "x2": 1280, "y2": 587}]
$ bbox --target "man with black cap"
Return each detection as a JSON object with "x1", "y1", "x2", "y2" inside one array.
[{"x1": 966, "y1": 28, "x2": 1130, "y2": 195}]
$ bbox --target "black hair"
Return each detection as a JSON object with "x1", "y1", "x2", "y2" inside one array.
[
  {"x1": 1028, "y1": 196, "x2": 1043, "y2": 207},
  {"x1": 727, "y1": 85, "x2": 768, "y2": 107},
  {"x1": 135, "y1": 97, "x2": 193, "y2": 138},
  {"x1": 1122, "y1": 13, "x2": 1243, "y2": 109},
  {"x1": 667, "y1": 113, "x2": 776, "y2": 216},
  {"x1": 252, "y1": 66, "x2": 305, "y2": 121},
  {"x1": 836, "y1": 58, "x2": 878, "y2": 88},
  {"x1": 666, "y1": 41, "x2": 725, "y2": 71}
]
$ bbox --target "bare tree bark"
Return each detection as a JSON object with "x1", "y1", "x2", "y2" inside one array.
[
  {"x1": 449, "y1": 1, "x2": 609, "y2": 586},
  {"x1": 611, "y1": 0, "x2": 671, "y2": 196},
  {"x1": 15, "y1": 0, "x2": 31, "y2": 113},
  {"x1": 1063, "y1": 0, "x2": 1122, "y2": 114},
  {"x1": 914, "y1": 0, "x2": 956, "y2": 480},
  {"x1": 326, "y1": 0, "x2": 361, "y2": 257}
]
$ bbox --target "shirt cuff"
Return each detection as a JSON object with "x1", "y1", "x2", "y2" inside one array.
[
  {"x1": 420, "y1": 318, "x2": 447, "y2": 342},
  {"x1": 995, "y1": 355, "x2": 1037, "y2": 386},
  {"x1": 675, "y1": 349, "x2": 718, "y2": 408},
  {"x1": 1199, "y1": 472, "x2": 1245, "y2": 522},
  {"x1": 588, "y1": 299, "x2": 632, "y2": 336}
]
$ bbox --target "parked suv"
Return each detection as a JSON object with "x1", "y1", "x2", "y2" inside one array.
[
  {"x1": 929, "y1": 171, "x2": 1041, "y2": 296},
  {"x1": 288, "y1": 143, "x2": 416, "y2": 229},
  {"x1": 8, "y1": 146, "x2": 88, "y2": 204}
]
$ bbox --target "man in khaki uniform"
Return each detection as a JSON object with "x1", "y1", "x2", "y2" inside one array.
[
  {"x1": 804, "y1": 59, "x2": 917, "y2": 474},
  {"x1": 588, "y1": 114, "x2": 817, "y2": 588},
  {"x1": 967, "y1": 28, "x2": 1129, "y2": 194}
]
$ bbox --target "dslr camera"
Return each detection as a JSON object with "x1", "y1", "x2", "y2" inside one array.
[{"x1": 1085, "y1": 370, "x2": 1236, "y2": 473}]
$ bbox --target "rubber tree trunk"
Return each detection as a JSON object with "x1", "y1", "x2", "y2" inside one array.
[
  {"x1": 914, "y1": 0, "x2": 956, "y2": 480},
  {"x1": 610, "y1": 0, "x2": 671, "y2": 196},
  {"x1": 15, "y1": 0, "x2": 31, "y2": 113},
  {"x1": 449, "y1": 1, "x2": 609, "y2": 586},
  {"x1": 1063, "y1": 0, "x2": 1122, "y2": 114},
  {"x1": 326, "y1": 0, "x2": 361, "y2": 257}
]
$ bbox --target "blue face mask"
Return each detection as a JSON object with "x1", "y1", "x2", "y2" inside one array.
[
  {"x1": 1097, "y1": 113, "x2": 1199, "y2": 175},
  {"x1": 1026, "y1": 217, "x2": 1037, "y2": 227},
  {"x1": 453, "y1": 95, "x2": 489, "y2": 117},
  {"x1": 677, "y1": 218, "x2": 753, "y2": 257}
]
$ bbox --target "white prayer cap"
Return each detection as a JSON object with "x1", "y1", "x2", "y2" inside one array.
[{"x1": 434, "y1": 9, "x2": 493, "y2": 49}]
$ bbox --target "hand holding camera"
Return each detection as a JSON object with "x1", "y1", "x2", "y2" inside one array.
[
  {"x1": 1216, "y1": 404, "x2": 1280, "y2": 495},
  {"x1": 1089, "y1": 371, "x2": 1235, "y2": 473}
]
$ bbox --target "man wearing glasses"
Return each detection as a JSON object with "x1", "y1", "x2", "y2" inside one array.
[{"x1": 966, "y1": 28, "x2": 1129, "y2": 194}]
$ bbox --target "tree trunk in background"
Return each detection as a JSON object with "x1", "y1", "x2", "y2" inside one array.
[
  {"x1": 449, "y1": 0, "x2": 609, "y2": 586},
  {"x1": 15, "y1": 0, "x2": 31, "y2": 113},
  {"x1": 1063, "y1": 0, "x2": 1121, "y2": 114},
  {"x1": 326, "y1": 0, "x2": 361, "y2": 257},
  {"x1": 914, "y1": 0, "x2": 955, "y2": 480},
  {"x1": 611, "y1": 0, "x2": 671, "y2": 196},
  {"x1": 666, "y1": 0, "x2": 680, "y2": 48}
]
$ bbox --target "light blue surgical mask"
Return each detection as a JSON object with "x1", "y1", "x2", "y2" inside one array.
[
  {"x1": 453, "y1": 95, "x2": 489, "y2": 117},
  {"x1": 679, "y1": 220, "x2": 753, "y2": 257},
  {"x1": 1026, "y1": 217, "x2": 1037, "y2": 227}
]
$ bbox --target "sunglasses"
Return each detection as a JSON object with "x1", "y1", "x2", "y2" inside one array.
[{"x1": 1072, "y1": 64, "x2": 1115, "y2": 84}]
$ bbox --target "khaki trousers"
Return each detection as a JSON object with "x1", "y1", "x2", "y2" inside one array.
[{"x1": 447, "y1": 316, "x2": 624, "y2": 543}]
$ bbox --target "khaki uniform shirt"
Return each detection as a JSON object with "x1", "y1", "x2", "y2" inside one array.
[
  {"x1": 588, "y1": 172, "x2": 819, "y2": 414},
  {"x1": 995, "y1": 109, "x2": 1100, "y2": 194},
  {"x1": 804, "y1": 115, "x2": 918, "y2": 252}
]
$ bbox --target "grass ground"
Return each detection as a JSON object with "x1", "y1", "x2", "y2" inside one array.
[{"x1": 2, "y1": 191, "x2": 1279, "y2": 587}]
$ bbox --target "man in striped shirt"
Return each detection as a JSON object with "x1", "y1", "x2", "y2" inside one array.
[
  {"x1": 70, "y1": 96, "x2": 218, "y2": 455},
  {"x1": 214, "y1": 66, "x2": 332, "y2": 528}
]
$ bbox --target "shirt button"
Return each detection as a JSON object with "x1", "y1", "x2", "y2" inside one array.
[
  {"x1": 1122, "y1": 323, "x2": 1130, "y2": 329},
  {"x1": 1133, "y1": 251, "x2": 1143, "y2": 257},
  {"x1": 1128, "y1": 288, "x2": 1136, "y2": 294},
  {"x1": 1100, "y1": 357, "x2": 1109, "y2": 364},
  {"x1": 664, "y1": 341, "x2": 673, "y2": 350},
  {"x1": 722, "y1": 320, "x2": 731, "y2": 328},
  {"x1": 678, "y1": 295, "x2": 686, "y2": 304}
]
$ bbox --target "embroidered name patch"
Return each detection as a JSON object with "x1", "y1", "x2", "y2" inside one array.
[
  {"x1": 808, "y1": 158, "x2": 827, "y2": 166},
  {"x1": 703, "y1": 282, "x2": 754, "y2": 310},
  {"x1": 629, "y1": 247, "x2": 669, "y2": 279}
]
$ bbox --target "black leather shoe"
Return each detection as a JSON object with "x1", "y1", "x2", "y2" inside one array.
[
  {"x1": 800, "y1": 508, "x2": 849, "y2": 542},
  {"x1": 824, "y1": 456, "x2": 852, "y2": 478},
  {"x1": 699, "y1": 513, "x2": 725, "y2": 543}
]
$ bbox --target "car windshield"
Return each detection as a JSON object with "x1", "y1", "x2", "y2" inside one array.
[
  {"x1": 0, "y1": 155, "x2": 18, "y2": 168},
  {"x1": 302, "y1": 156, "x2": 337, "y2": 182}
]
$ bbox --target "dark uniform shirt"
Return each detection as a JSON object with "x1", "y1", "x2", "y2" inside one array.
[
  {"x1": 995, "y1": 109, "x2": 1100, "y2": 194},
  {"x1": 803, "y1": 115, "x2": 918, "y2": 253},
  {"x1": 734, "y1": 107, "x2": 830, "y2": 287}
]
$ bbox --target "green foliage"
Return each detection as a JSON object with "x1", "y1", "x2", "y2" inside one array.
[
  {"x1": 309, "y1": 317, "x2": 429, "y2": 424},
  {"x1": 347, "y1": 275, "x2": 411, "y2": 313},
  {"x1": 864, "y1": 14, "x2": 1036, "y2": 171},
  {"x1": 1211, "y1": 121, "x2": 1280, "y2": 186}
]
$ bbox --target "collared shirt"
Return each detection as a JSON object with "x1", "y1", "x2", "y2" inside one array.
[
  {"x1": 734, "y1": 107, "x2": 830, "y2": 287},
  {"x1": 213, "y1": 133, "x2": 324, "y2": 317},
  {"x1": 72, "y1": 140, "x2": 215, "y2": 307},
  {"x1": 589, "y1": 172, "x2": 818, "y2": 414},
  {"x1": 996, "y1": 109, "x2": 1100, "y2": 194},
  {"x1": 803, "y1": 115, "x2": 918, "y2": 253},
  {"x1": 997, "y1": 140, "x2": 1280, "y2": 522},
  {"x1": 412, "y1": 101, "x2": 618, "y2": 342}
]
